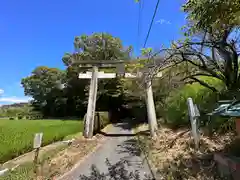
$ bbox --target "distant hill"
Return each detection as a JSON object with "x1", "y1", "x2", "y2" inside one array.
[{"x1": 0, "y1": 103, "x2": 29, "y2": 109}]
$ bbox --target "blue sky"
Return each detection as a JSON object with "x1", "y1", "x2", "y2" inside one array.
[{"x1": 0, "y1": 0, "x2": 186, "y2": 104}]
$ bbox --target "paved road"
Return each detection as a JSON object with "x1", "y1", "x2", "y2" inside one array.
[{"x1": 58, "y1": 122, "x2": 154, "y2": 180}]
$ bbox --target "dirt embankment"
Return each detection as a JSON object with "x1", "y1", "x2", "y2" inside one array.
[{"x1": 137, "y1": 124, "x2": 235, "y2": 180}]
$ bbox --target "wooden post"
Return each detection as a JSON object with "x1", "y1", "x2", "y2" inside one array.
[
  {"x1": 33, "y1": 133, "x2": 43, "y2": 176},
  {"x1": 235, "y1": 118, "x2": 240, "y2": 138},
  {"x1": 33, "y1": 148, "x2": 40, "y2": 174}
]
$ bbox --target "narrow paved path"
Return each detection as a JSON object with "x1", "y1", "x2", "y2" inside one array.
[{"x1": 58, "y1": 122, "x2": 154, "y2": 180}]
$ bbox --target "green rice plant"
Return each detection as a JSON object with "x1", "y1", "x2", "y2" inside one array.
[{"x1": 0, "y1": 119, "x2": 83, "y2": 163}]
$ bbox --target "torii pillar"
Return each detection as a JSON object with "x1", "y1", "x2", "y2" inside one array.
[
  {"x1": 78, "y1": 60, "x2": 161, "y2": 138},
  {"x1": 84, "y1": 66, "x2": 98, "y2": 138}
]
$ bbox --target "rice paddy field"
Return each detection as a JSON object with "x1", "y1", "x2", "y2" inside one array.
[{"x1": 0, "y1": 119, "x2": 83, "y2": 163}]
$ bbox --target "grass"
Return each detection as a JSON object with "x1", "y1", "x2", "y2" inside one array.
[
  {"x1": 0, "y1": 119, "x2": 83, "y2": 163},
  {"x1": 0, "y1": 129, "x2": 102, "y2": 180},
  {"x1": 0, "y1": 163, "x2": 34, "y2": 180},
  {"x1": 0, "y1": 145, "x2": 68, "y2": 180}
]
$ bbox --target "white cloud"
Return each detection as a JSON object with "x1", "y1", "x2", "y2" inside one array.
[
  {"x1": 0, "y1": 87, "x2": 32, "y2": 104},
  {"x1": 156, "y1": 19, "x2": 171, "y2": 25},
  {"x1": 0, "y1": 89, "x2": 4, "y2": 95},
  {"x1": 0, "y1": 97, "x2": 32, "y2": 103}
]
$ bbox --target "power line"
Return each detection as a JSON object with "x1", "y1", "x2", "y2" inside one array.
[
  {"x1": 143, "y1": 0, "x2": 161, "y2": 48},
  {"x1": 136, "y1": 0, "x2": 144, "y2": 52}
]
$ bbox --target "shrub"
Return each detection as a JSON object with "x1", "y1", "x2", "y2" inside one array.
[
  {"x1": 27, "y1": 111, "x2": 43, "y2": 120},
  {"x1": 17, "y1": 115, "x2": 23, "y2": 120},
  {"x1": 162, "y1": 77, "x2": 224, "y2": 128}
]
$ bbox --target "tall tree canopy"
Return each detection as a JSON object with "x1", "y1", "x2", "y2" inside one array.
[
  {"x1": 165, "y1": 0, "x2": 240, "y2": 92},
  {"x1": 21, "y1": 33, "x2": 134, "y2": 118},
  {"x1": 62, "y1": 33, "x2": 132, "y2": 67},
  {"x1": 21, "y1": 66, "x2": 66, "y2": 116},
  {"x1": 182, "y1": 0, "x2": 240, "y2": 35},
  {"x1": 63, "y1": 33, "x2": 133, "y2": 113}
]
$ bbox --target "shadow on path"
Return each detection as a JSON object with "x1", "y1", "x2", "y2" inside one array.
[
  {"x1": 99, "y1": 131, "x2": 136, "y2": 137},
  {"x1": 117, "y1": 139, "x2": 142, "y2": 157},
  {"x1": 76, "y1": 122, "x2": 154, "y2": 180},
  {"x1": 99, "y1": 130, "x2": 150, "y2": 137},
  {"x1": 78, "y1": 158, "x2": 155, "y2": 180},
  {"x1": 78, "y1": 138, "x2": 155, "y2": 180}
]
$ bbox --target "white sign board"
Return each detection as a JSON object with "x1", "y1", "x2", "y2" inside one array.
[
  {"x1": 33, "y1": 133, "x2": 43, "y2": 149},
  {"x1": 187, "y1": 98, "x2": 200, "y2": 149}
]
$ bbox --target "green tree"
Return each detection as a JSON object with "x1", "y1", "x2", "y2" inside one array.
[
  {"x1": 21, "y1": 66, "x2": 66, "y2": 117},
  {"x1": 182, "y1": 0, "x2": 240, "y2": 36},
  {"x1": 62, "y1": 33, "x2": 133, "y2": 116},
  {"x1": 62, "y1": 33, "x2": 132, "y2": 66},
  {"x1": 166, "y1": 0, "x2": 240, "y2": 92},
  {"x1": 21, "y1": 33, "x2": 134, "y2": 119}
]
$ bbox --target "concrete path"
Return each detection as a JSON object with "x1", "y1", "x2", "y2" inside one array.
[{"x1": 58, "y1": 122, "x2": 155, "y2": 180}]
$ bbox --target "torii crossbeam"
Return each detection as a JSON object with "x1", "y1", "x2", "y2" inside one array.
[{"x1": 78, "y1": 60, "x2": 162, "y2": 138}]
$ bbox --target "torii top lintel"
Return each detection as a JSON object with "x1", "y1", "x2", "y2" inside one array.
[
  {"x1": 75, "y1": 57, "x2": 164, "y2": 67},
  {"x1": 76, "y1": 60, "x2": 130, "y2": 68}
]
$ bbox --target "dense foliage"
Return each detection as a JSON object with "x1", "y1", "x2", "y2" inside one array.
[
  {"x1": 21, "y1": 33, "x2": 133, "y2": 118},
  {"x1": 161, "y1": 0, "x2": 240, "y2": 96},
  {"x1": 182, "y1": 0, "x2": 240, "y2": 35},
  {"x1": 162, "y1": 77, "x2": 223, "y2": 127},
  {"x1": 147, "y1": 0, "x2": 240, "y2": 129}
]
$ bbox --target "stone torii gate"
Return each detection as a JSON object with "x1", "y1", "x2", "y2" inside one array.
[{"x1": 78, "y1": 60, "x2": 162, "y2": 138}]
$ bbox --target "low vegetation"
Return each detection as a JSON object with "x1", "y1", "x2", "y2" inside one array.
[
  {"x1": 0, "y1": 119, "x2": 82, "y2": 163},
  {"x1": 0, "y1": 129, "x2": 107, "y2": 180},
  {"x1": 136, "y1": 124, "x2": 235, "y2": 180},
  {"x1": 162, "y1": 77, "x2": 224, "y2": 128}
]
